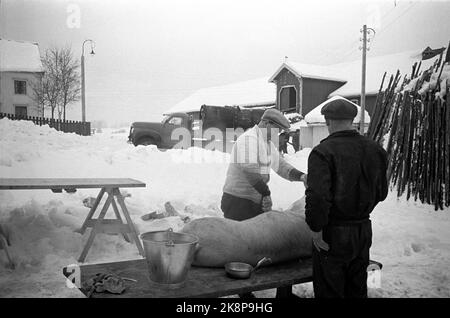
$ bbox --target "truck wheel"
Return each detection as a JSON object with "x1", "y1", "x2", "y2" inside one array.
[{"x1": 138, "y1": 137, "x2": 157, "y2": 147}]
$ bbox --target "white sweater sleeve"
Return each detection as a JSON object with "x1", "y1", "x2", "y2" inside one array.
[{"x1": 270, "y1": 142, "x2": 294, "y2": 180}]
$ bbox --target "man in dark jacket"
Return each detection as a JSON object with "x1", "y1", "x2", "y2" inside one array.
[{"x1": 305, "y1": 97, "x2": 388, "y2": 298}]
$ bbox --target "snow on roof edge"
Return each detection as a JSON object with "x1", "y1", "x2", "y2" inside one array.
[
  {"x1": 165, "y1": 76, "x2": 275, "y2": 115},
  {"x1": 268, "y1": 62, "x2": 347, "y2": 83},
  {"x1": 0, "y1": 38, "x2": 44, "y2": 73},
  {"x1": 0, "y1": 37, "x2": 39, "y2": 46}
]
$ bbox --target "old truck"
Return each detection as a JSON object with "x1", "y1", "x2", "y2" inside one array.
[{"x1": 128, "y1": 105, "x2": 268, "y2": 149}]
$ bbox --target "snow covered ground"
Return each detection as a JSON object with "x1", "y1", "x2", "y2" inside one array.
[{"x1": 0, "y1": 118, "x2": 449, "y2": 298}]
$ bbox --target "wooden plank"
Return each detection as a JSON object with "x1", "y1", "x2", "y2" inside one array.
[
  {"x1": 113, "y1": 188, "x2": 144, "y2": 256},
  {"x1": 111, "y1": 197, "x2": 132, "y2": 243},
  {"x1": 78, "y1": 190, "x2": 114, "y2": 263},
  {"x1": 83, "y1": 219, "x2": 133, "y2": 234},
  {"x1": 0, "y1": 234, "x2": 14, "y2": 269},
  {"x1": 0, "y1": 178, "x2": 146, "y2": 190},
  {"x1": 64, "y1": 258, "x2": 313, "y2": 298},
  {"x1": 79, "y1": 188, "x2": 105, "y2": 234}
]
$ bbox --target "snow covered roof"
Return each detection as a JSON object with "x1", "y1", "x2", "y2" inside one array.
[
  {"x1": 269, "y1": 61, "x2": 347, "y2": 83},
  {"x1": 0, "y1": 38, "x2": 44, "y2": 73},
  {"x1": 304, "y1": 96, "x2": 370, "y2": 124},
  {"x1": 269, "y1": 49, "x2": 445, "y2": 98},
  {"x1": 329, "y1": 50, "x2": 442, "y2": 97},
  {"x1": 165, "y1": 77, "x2": 275, "y2": 114}
]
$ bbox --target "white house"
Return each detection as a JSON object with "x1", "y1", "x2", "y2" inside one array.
[{"x1": 0, "y1": 38, "x2": 44, "y2": 117}]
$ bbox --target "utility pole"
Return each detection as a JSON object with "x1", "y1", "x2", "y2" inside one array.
[
  {"x1": 359, "y1": 25, "x2": 375, "y2": 135},
  {"x1": 360, "y1": 25, "x2": 367, "y2": 135}
]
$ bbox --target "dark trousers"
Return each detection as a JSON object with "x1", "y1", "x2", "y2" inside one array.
[
  {"x1": 221, "y1": 192, "x2": 263, "y2": 221},
  {"x1": 312, "y1": 220, "x2": 372, "y2": 298}
]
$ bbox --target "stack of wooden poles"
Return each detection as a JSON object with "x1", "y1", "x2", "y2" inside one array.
[{"x1": 368, "y1": 59, "x2": 449, "y2": 210}]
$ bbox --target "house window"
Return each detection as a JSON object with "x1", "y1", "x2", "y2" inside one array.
[
  {"x1": 14, "y1": 80, "x2": 27, "y2": 95},
  {"x1": 280, "y1": 86, "x2": 296, "y2": 111},
  {"x1": 15, "y1": 105, "x2": 28, "y2": 117}
]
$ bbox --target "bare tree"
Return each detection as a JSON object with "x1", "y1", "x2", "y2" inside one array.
[
  {"x1": 33, "y1": 48, "x2": 60, "y2": 119},
  {"x1": 33, "y1": 47, "x2": 80, "y2": 120},
  {"x1": 58, "y1": 47, "x2": 81, "y2": 121},
  {"x1": 32, "y1": 73, "x2": 45, "y2": 117}
]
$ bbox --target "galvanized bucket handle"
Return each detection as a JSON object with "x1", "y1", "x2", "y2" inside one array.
[{"x1": 166, "y1": 228, "x2": 175, "y2": 247}]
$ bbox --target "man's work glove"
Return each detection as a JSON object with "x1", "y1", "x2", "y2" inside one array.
[
  {"x1": 261, "y1": 195, "x2": 273, "y2": 212},
  {"x1": 311, "y1": 230, "x2": 329, "y2": 252}
]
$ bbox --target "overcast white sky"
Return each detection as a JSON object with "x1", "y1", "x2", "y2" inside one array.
[{"x1": 1, "y1": 0, "x2": 449, "y2": 125}]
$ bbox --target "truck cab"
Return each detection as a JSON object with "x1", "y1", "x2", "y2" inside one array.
[{"x1": 128, "y1": 113, "x2": 193, "y2": 148}]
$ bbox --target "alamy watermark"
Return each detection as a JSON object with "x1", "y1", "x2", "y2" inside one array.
[
  {"x1": 166, "y1": 125, "x2": 282, "y2": 170},
  {"x1": 66, "y1": 3, "x2": 81, "y2": 29},
  {"x1": 64, "y1": 263, "x2": 81, "y2": 289}
]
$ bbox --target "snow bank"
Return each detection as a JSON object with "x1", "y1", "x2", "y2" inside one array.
[{"x1": 1, "y1": 118, "x2": 449, "y2": 298}]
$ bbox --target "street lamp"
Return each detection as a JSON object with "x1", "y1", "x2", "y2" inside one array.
[{"x1": 81, "y1": 39, "x2": 95, "y2": 123}]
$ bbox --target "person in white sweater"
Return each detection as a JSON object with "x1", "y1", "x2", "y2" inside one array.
[{"x1": 221, "y1": 108, "x2": 307, "y2": 221}]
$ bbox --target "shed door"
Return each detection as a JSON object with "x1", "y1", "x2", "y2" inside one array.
[{"x1": 280, "y1": 87, "x2": 296, "y2": 111}]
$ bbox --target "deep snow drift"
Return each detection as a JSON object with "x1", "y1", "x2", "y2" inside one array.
[{"x1": 0, "y1": 118, "x2": 449, "y2": 298}]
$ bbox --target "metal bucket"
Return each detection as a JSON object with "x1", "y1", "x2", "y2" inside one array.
[{"x1": 140, "y1": 228, "x2": 199, "y2": 287}]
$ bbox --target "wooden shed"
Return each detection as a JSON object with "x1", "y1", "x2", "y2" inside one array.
[{"x1": 268, "y1": 62, "x2": 347, "y2": 117}]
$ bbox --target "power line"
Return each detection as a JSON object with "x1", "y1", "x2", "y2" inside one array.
[
  {"x1": 376, "y1": 1, "x2": 405, "y2": 31},
  {"x1": 312, "y1": 3, "x2": 399, "y2": 64},
  {"x1": 376, "y1": 2, "x2": 418, "y2": 38},
  {"x1": 334, "y1": 41, "x2": 362, "y2": 64},
  {"x1": 330, "y1": 2, "x2": 419, "y2": 65}
]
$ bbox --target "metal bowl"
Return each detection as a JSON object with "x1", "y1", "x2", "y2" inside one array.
[
  {"x1": 224, "y1": 257, "x2": 271, "y2": 279},
  {"x1": 225, "y1": 262, "x2": 254, "y2": 279}
]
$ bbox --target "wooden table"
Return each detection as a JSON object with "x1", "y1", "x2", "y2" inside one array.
[
  {"x1": 63, "y1": 258, "x2": 314, "y2": 298},
  {"x1": 0, "y1": 178, "x2": 146, "y2": 262}
]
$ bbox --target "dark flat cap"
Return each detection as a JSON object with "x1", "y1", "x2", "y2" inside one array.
[
  {"x1": 321, "y1": 97, "x2": 357, "y2": 120},
  {"x1": 261, "y1": 109, "x2": 291, "y2": 130}
]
